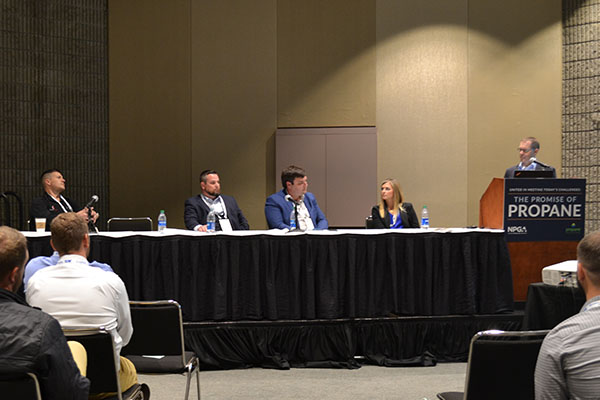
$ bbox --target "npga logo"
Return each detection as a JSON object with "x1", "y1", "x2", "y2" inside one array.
[{"x1": 507, "y1": 225, "x2": 527, "y2": 234}]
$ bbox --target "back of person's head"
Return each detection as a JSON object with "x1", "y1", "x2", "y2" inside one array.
[
  {"x1": 40, "y1": 168, "x2": 62, "y2": 184},
  {"x1": 0, "y1": 226, "x2": 28, "y2": 281},
  {"x1": 281, "y1": 165, "x2": 306, "y2": 189},
  {"x1": 51, "y1": 213, "x2": 88, "y2": 255},
  {"x1": 200, "y1": 169, "x2": 218, "y2": 183},
  {"x1": 578, "y1": 231, "x2": 600, "y2": 285},
  {"x1": 522, "y1": 137, "x2": 540, "y2": 151}
]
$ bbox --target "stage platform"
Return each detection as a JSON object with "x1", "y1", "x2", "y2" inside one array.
[{"x1": 184, "y1": 311, "x2": 523, "y2": 370}]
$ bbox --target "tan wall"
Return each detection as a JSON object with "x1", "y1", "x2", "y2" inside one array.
[
  {"x1": 277, "y1": 0, "x2": 376, "y2": 127},
  {"x1": 467, "y1": 0, "x2": 562, "y2": 225},
  {"x1": 190, "y1": 1, "x2": 277, "y2": 230},
  {"x1": 109, "y1": 0, "x2": 562, "y2": 229},
  {"x1": 109, "y1": 0, "x2": 192, "y2": 227},
  {"x1": 376, "y1": 0, "x2": 469, "y2": 227}
]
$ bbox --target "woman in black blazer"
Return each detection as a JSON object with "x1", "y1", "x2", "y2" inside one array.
[{"x1": 370, "y1": 178, "x2": 420, "y2": 229}]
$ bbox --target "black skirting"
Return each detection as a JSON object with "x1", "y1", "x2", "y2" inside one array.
[
  {"x1": 184, "y1": 314, "x2": 522, "y2": 370},
  {"x1": 26, "y1": 230, "x2": 514, "y2": 322}
]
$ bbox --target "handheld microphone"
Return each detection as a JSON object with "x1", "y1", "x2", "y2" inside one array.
[
  {"x1": 530, "y1": 157, "x2": 550, "y2": 169},
  {"x1": 285, "y1": 194, "x2": 297, "y2": 204},
  {"x1": 84, "y1": 195, "x2": 99, "y2": 209}
]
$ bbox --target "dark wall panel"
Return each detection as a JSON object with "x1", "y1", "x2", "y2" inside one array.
[{"x1": 0, "y1": 0, "x2": 108, "y2": 229}]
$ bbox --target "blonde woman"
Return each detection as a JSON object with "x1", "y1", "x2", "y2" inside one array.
[{"x1": 370, "y1": 179, "x2": 420, "y2": 229}]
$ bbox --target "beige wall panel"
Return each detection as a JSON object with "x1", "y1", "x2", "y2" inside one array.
[
  {"x1": 376, "y1": 0, "x2": 468, "y2": 227},
  {"x1": 278, "y1": 0, "x2": 376, "y2": 127},
  {"x1": 467, "y1": 0, "x2": 562, "y2": 225},
  {"x1": 275, "y1": 132, "x2": 327, "y2": 211},
  {"x1": 109, "y1": 0, "x2": 191, "y2": 228},
  {"x1": 191, "y1": 0, "x2": 277, "y2": 229}
]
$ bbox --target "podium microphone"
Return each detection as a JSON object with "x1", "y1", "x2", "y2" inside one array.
[
  {"x1": 84, "y1": 195, "x2": 99, "y2": 209},
  {"x1": 530, "y1": 157, "x2": 550, "y2": 169}
]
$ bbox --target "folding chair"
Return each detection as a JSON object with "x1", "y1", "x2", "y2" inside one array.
[
  {"x1": 437, "y1": 329, "x2": 549, "y2": 400},
  {"x1": 122, "y1": 300, "x2": 200, "y2": 400},
  {"x1": 0, "y1": 372, "x2": 42, "y2": 400},
  {"x1": 107, "y1": 217, "x2": 153, "y2": 232},
  {"x1": 63, "y1": 327, "x2": 144, "y2": 400},
  {"x1": 0, "y1": 191, "x2": 25, "y2": 230}
]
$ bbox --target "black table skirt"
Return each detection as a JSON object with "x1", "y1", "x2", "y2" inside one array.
[
  {"x1": 26, "y1": 231, "x2": 514, "y2": 322},
  {"x1": 522, "y1": 282, "x2": 585, "y2": 330}
]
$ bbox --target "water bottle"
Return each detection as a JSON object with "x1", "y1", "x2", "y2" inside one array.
[
  {"x1": 158, "y1": 210, "x2": 167, "y2": 233},
  {"x1": 207, "y1": 205, "x2": 216, "y2": 233},
  {"x1": 421, "y1": 205, "x2": 429, "y2": 229},
  {"x1": 289, "y1": 208, "x2": 297, "y2": 230}
]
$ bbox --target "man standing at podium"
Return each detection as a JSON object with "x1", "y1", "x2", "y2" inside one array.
[{"x1": 504, "y1": 137, "x2": 556, "y2": 178}]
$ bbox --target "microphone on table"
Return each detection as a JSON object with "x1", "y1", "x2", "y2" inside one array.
[
  {"x1": 84, "y1": 195, "x2": 99, "y2": 209},
  {"x1": 529, "y1": 157, "x2": 550, "y2": 169}
]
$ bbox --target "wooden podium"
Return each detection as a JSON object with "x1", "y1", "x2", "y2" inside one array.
[{"x1": 480, "y1": 178, "x2": 582, "y2": 301}]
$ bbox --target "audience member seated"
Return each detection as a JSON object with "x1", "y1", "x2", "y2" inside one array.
[
  {"x1": 265, "y1": 165, "x2": 328, "y2": 230},
  {"x1": 26, "y1": 213, "x2": 146, "y2": 397},
  {"x1": 24, "y1": 250, "x2": 112, "y2": 290},
  {"x1": 535, "y1": 231, "x2": 600, "y2": 399},
  {"x1": 370, "y1": 178, "x2": 419, "y2": 229},
  {"x1": 0, "y1": 226, "x2": 89, "y2": 399}
]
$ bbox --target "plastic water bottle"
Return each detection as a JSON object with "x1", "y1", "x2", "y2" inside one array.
[
  {"x1": 289, "y1": 208, "x2": 297, "y2": 230},
  {"x1": 158, "y1": 210, "x2": 167, "y2": 233},
  {"x1": 421, "y1": 205, "x2": 429, "y2": 229},
  {"x1": 207, "y1": 206, "x2": 216, "y2": 233}
]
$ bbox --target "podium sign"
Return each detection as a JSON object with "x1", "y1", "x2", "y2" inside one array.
[{"x1": 503, "y1": 179, "x2": 585, "y2": 242}]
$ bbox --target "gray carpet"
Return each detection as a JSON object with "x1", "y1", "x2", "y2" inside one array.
[{"x1": 138, "y1": 362, "x2": 466, "y2": 399}]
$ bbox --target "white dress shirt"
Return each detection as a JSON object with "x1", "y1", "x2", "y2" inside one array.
[{"x1": 26, "y1": 254, "x2": 133, "y2": 366}]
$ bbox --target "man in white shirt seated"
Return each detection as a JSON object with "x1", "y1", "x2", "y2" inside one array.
[{"x1": 26, "y1": 212, "x2": 143, "y2": 397}]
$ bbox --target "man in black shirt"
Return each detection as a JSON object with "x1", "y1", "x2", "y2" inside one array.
[{"x1": 29, "y1": 169, "x2": 98, "y2": 230}]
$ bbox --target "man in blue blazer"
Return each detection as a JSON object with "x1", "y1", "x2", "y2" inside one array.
[
  {"x1": 184, "y1": 170, "x2": 249, "y2": 231},
  {"x1": 265, "y1": 165, "x2": 328, "y2": 230}
]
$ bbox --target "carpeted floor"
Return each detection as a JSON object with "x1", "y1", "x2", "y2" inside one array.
[{"x1": 138, "y1": 362, "x2": 467, "y2": 399}]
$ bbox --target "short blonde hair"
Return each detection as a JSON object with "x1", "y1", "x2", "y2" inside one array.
[
  {"x1": 0, "y1": 226, "x2": 28, "y2": 280},
  {"x1": 50, "y1": 213, "x2": 88, "y2": 255}
]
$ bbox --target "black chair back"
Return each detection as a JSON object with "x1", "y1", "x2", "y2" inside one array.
[
  {"x1": 0, "y1": 191, "x2": 25, "y2": 230},
  {"x1": 63, "y1": 328, "x2": 121, "y2": 395},
  {"x1": 464, "y1": 330, "x2": 548, "y2": 400},
  {"x1": 0, "y1": 373, "x2": 42, "y2": 400},
  {"x1": 122, "y1": 300, "x2": 185, "y2": 357},
  {"x1": 107, "y1": 217, "x2": 153, "y2": 232}
]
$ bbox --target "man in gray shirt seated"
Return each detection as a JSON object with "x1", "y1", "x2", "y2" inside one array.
[{"x1": 535, "y1": 231, "x2": 600, "y2": 399}]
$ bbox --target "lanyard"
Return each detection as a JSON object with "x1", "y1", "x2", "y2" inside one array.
[
  {"x1": 201, "y1": 195, "x2": 227, "y2": 218},
  {"x1": 50, "y1": 195, "x2": 73, "y2": 213}
]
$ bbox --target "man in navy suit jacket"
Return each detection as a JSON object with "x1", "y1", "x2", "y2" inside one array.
[
  {"x1": 504, "y1": 137, "x2": 556, "y2": 178},
  {"x1": 265, "y1": 165, "x2": 328, "y2": 230},
  {"x1": 184, "y1": 170, "x2": 249, "y2": 231}
]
